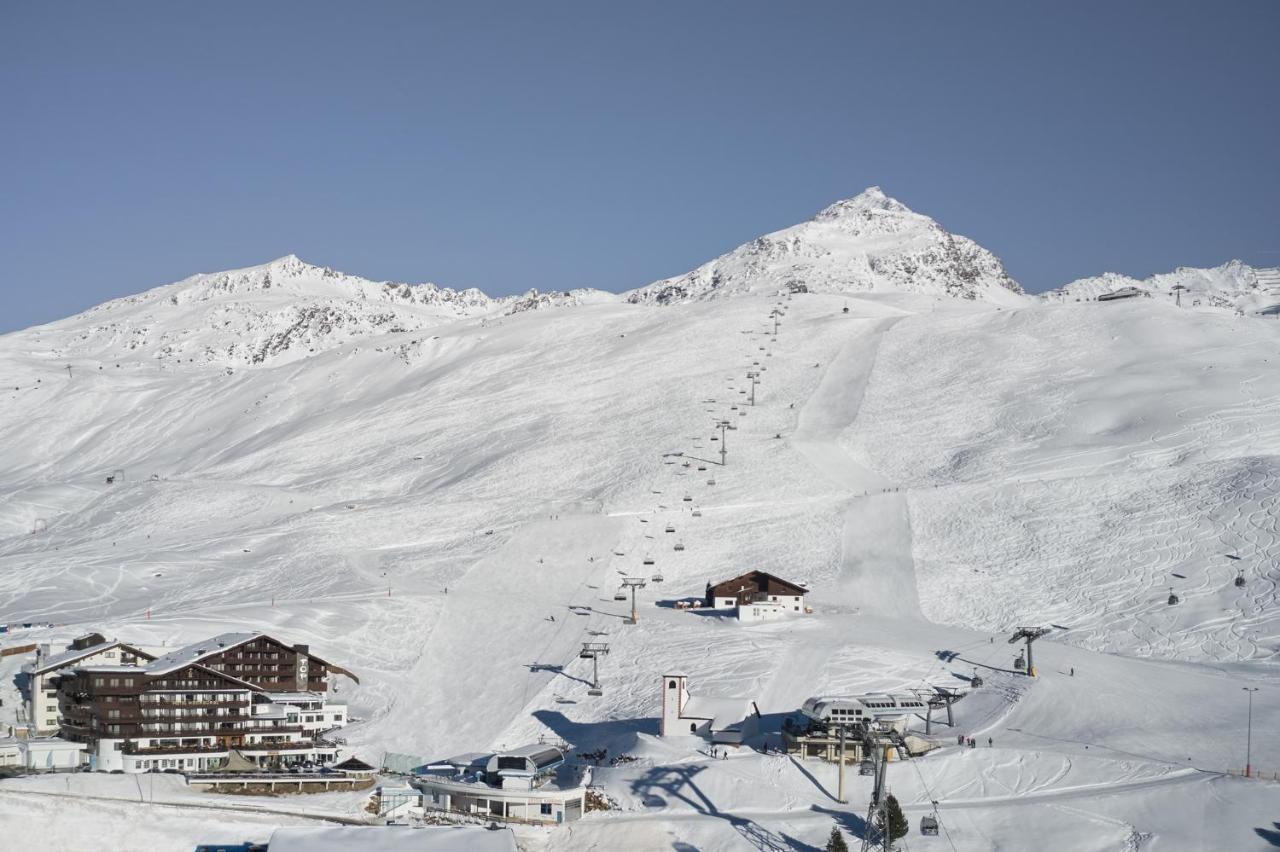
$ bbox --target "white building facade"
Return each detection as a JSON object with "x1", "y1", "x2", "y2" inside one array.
[
  {"x1": 26, "y1": 635, "x2": 153, "y2": 734},
  {"x1": 660, "y1": 674, "x2": 760, "y2": 745},
  {"x1": 704, "y1": 571, "x2": 808, "y2": 619}
]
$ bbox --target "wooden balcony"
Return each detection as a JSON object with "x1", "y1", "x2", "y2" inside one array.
[{"x1": 122, "y1": 741, "x2": 227, "y2": 756}]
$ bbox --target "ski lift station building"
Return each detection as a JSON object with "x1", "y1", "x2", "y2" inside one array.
[
  {"x1": 412, "y1": 743, "x2": 589, "y2": 824},
  {"x1": 705, "y1": 570, "x2": 809, "y2": 622},
  {"x1": 783, "y1": 694, "x2": 940, "y2": 762}
]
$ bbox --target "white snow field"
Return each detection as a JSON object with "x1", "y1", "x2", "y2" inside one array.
[{"x1": 0, "y1": 190, "x2": 1277, "y2": 851}]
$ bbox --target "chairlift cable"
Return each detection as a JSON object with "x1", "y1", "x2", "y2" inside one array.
[{"x1": 907, "y1": 757, "x2": 960, "y2": 852}]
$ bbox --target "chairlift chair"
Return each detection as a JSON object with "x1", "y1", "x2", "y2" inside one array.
[
  {"x1": 643, "y1": 557, "x2": 655, "y2": 566},
  {"x1": 651, "y1": 573, "x2": 664, "y2": 583},
  {"x1": 587, "y1": 687, "x2": 603, "y2": 697},
  {"x1": 1167, "y1": 588, "x2": 1179, "y2": 605},
  {"x1": 614, "y1": 591, "x2": 628, "y2": 601},
  {"x1": 579, "y1": 650, "x2": 594, "y2": 659},
  {"x1": 674, "y1": 542, "x2": 685, "y2": 552},
  {"x1": 707, "y1": 478, "x2": 716, "y2": 485},
  {"x1": 1014, "y1": 653, "x2": 1026, "y2": 671},
  {"x1": 1235, "y1": 570, "x2": 1246, "y2": 588},
  {"x1": 970, "y1": 673, "x2": 983, "y2": 688},
  {"x1": 697, "y1": 465, "x2": 707, "y2": 471},
  {"x1": 691, "y1": 509, "x2": 702, "y2": 517},
  {"x1": 920, "y1": 814, "x2": 939, "y2": 836}
]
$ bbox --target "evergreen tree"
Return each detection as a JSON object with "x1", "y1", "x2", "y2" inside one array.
[
  {"x1": 825, "y1": 826, "x2": 849, "y2": 852},
  {"x1": 874, "y1": 793, "x2": 909, "y2": 846}
]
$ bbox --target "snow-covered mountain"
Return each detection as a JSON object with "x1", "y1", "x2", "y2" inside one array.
[
  {"x1": 625, "y1": 187, "x2": 1028, "y2": 307},
  {"x1": 11, "y1": 255, "x2": 615, "y2": 368},
  {"x1": 1047, "y1": 259, "x2": 1280, "y2": 316},
  {"x1": 4, "y1": 189, "x2": 1035, "y2": 371},
  {"x1": 2, "y1": 197, "x2": 1279, "y2": 851}
]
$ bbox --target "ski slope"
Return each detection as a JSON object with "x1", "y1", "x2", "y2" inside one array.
[{"x1": 1, "y1": 209, "x2": 1279, "y2": 850}]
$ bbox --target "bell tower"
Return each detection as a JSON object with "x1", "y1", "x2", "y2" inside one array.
[{"x1": 660, "y1": 674, "x2": 689, "y2": 736}]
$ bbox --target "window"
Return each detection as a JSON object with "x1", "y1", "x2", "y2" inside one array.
[
  {"x1": 690, "y1": 723, "x2": 697, "y2": 733},
  {"x1": 668, "y1": 680, "x2": 677, "y2": 689},
  {"x1": 109, "y1": 678, "x2": 119, "y2": 687},
  {"x1": 540, "y1": 803, "x2": 553, "y2": 816}
]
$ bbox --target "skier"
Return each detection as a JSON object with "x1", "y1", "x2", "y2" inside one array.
[{"x1": 988, "y1": 737, "x2": 993, "y2": 748}]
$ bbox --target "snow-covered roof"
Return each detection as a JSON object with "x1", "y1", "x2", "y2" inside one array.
[
  {"x1": 265, "y1": 691, "x2": 325, "y2": 703},
  {"x1": 435, "y1": 752, "x2": 489, "y2": 768},
  {"x1": 681, "y1": 696, "x2": 758, "y2": 731},
  {"x1": 143, "y1": 632, "x2": 260, "y2": 674},
  {"x1": 21, "y1": 737, "x2": 84, "y2": 751},
  {"x1": 267, "y1": 826, "x2": 517, "y2": 852},
  {"x1": 33, "y1": 640, "x2": 145, "y2": 675},
  {"x1": 497, "y1": 743, "x2": 563, "y2": 761},
  {"x1": 489, "y1": 743, "x2": 564, "y2": 772}
]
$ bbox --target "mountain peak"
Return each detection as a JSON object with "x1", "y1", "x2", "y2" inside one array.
[
  {"x1": 626, "y1": 186, "x2": 1025, "y2": 306},
  {"x1": 814, "y1": 186, "x2": 910, "y2": 220}
]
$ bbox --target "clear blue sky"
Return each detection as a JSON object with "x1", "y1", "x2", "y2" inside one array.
[{"x1": 2, "y1": 1, "x2": 1277, "y2": 331}]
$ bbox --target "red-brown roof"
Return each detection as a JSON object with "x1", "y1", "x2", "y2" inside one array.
[{"x1": 706, "y1": 571, "x2": 808, "y2": 598}]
